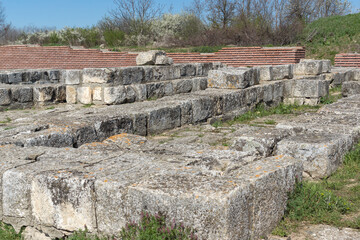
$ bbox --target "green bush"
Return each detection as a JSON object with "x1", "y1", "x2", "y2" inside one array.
[{"x1": 103, "y1": 29, "x2": 125, "y2": 47}]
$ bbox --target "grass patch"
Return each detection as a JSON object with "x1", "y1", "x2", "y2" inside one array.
[
  {"x1": 120, "y1": 212, "x2": 197, "y2": 240},
  {"x1": 264, "y1": 120, "x2": 276, "y2": 125},
  {"x1": 46, "y1": 106, "x2": 55, "y2": 110},
  {"x1": 0, "y1": 117, "x2": 12, "y2": 124},
  {"x1": 0, "y1": 222, "x2": 22, "y2": 240},
  {"x1": 273, "y1": 141, "x2": 360, "y2": 236},
  {"x1": 82, "y1": 103, "x2": 94, "y2": 108}
]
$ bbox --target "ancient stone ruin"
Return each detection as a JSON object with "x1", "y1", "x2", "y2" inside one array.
[{"x1": 1, "y1": 50, "x2": 360, "y2": 239}]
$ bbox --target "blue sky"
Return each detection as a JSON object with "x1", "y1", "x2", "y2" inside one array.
[{"x1": 1, "y1": 0, "x2": 360, "y2": 29}]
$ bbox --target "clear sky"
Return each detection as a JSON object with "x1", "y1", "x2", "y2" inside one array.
[{"x1": 1, "y1": 0, "x2": 360, "y2": 29}]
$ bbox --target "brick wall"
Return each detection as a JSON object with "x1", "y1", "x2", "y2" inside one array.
[
  {"x1": 335, "y1": 53, "x2": 360, "y2": 68},
  {"x1": 0, "y1": 45, "x2": 305, "y2": 70}
]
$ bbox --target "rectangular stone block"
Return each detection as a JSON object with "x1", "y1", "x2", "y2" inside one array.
[
  {"x1": 65, "y1": 70, "x2": 82, "y2": 85},
  {"x1": 77, "y1": 87, "x2": 92, "y2": 105},
  {"x1": 104, "y1": 86, "x2": 136, "y2": 105},
  {"x1": 83, "y1": 68, "x2": 115, "y2": 84},
  {"x1": 192, "y1": 77, "x2": 208, "y2": 91},
  {"x1": 49, "y1": 70, "x2": 60, "y2": 81},
  {"x1": 92, "y1": 87, "x2": 103, "y2": 102},
  {"x1": 257, "y1": 66, "x2": 273, "y2": 81},
  {"x1": 8, "y1": 72, "x2": 22, "y2": 84},
  {"x1": 120, "y1": 67, "x2": 144, "y2": 85},
  {"x1": 12, "y1": 87, "x2": 33, "y2": 103},
  {"x1": 208, "y1": 68, "x2": 257, "y2": 89},
  {"x1": 180, "y1": 64, "x2": 196, "y2": 77},
  {"x1": 292, "y1": 79, "x2": 329, "y2": 98},
  {"x1": 55, "y1": 85, "x2": 66, "y2": 103},
  {"x1": 272, "y1": 65, "x2": 293, "y2": 80},
  {"x1": 0, "y1": 74, "x2": 8, "y2": 84},
  {"x1": 0, "y1": 88, "x2": 11, "y2": 106},
  {"x1": 342, "y1": 81, "x2": 360, "y2": 97},
  {"x1": 277, "y1": 133, "x2": 353, "y2": 178},
  {"x1": 147, "y1": 106, "x2": 181, "y2": 134},
  {"x1": 33, "y1": 86, "x2": 55, "y2": 102},
  {"x1": 173, "y1": 79, "x2": 193, "y2": 94},
  {"x1": 295, "y1": 60, "x2": 323, "y2": 75},
  {"x1": 66, "y1": 86, "x2": 77, "y2": 104}
]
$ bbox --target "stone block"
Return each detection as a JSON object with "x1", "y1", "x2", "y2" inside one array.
[
  {"x1": 353, "y1": 69, "x2": 360, "y2": 81},
  {"x1": 77, "y1": 87, "x2": 92, "y2": 105},
  {"x1": 0, "y1": 74, "x2": 9, "y2": 84},
  {"x1": 33, "y1": 86, "x2": 55, "y2": 102},
  {"x1": 292, "y1": 80, "x2": 329, "y2": 98},
  {"x1": 180, "y1": 64, "x2": 196, "y2": 77},
  {"x1": 55, "y1": 85, "x2": 66, "y2": 103},
  {"x1": 277, "y1": 133, "x2": 353, "y2": 178},
  {"x1": 31, "y1": 173, "x2": 97, "y2": 232},
  {"x1": 208, "y1": 68, "x2": 257, "y2": 89},
  {"x1": 12, "y1": 87, "x2": 33, "y2": 103},
  {"x1": 136, "y1": 50, "x2": 166, "y2": 65},
  {"x1": 0, "y1": 88, "x2": 11, "y2": 106},
  {"x1": 257, "y1": 66, "x2": 273, "y2": 81},
  {"x1": 294, "y1": 60, "x2": 322, "y2": 75},
  {"x1": 192, "y1": 77, "x2": 208, "y2": 91},
  {"x1": 191, "y1": 96, "x2": 215, "y2": 123},
  {"x1": 147, "y1": 106, "x2": 181, "y2": 134},
  {"x1": 65, "y1": 70, "x2": 82, "y2": 85},
  {"x1": 155, "y1": 55, "x2": 173, "y2": 65},
  {"x1": 321, "y1": 60, "x2": 331, "y2": 73},
  {"x1": 66, "y1": 86, "x2": 77, "y2": 104},
  {"x1": 120, "y1": 67, "x2": 144, "y2": 85},
  {"x1": 342, "y1": 82, "x2": 360, "y2": 97},
  {"x1": 92, "y1": 87, "x2": 103, "y2": 102},
  {"x1": 49, "y1": 70, "x2": 60, "y2": 81},
  {"x1": 8, "y1": 72, "x2": 22, "y2": 84},
  {"x1": 272, "y1": 65, "x2": 293, "y2": 80},
  {"x1": 83, "y1": 68, "x2": 115, "y2": 84},
  {"x1": 104, "y1": 86, "x2": 136, "y2": 105},
  {"x1": 146, "y1": 83, "x2": 165, "y2": 99},
  {"x1": 173, "y1": 79, "x2": 193, "y2": 94},
  {"x1": 23, "y1": 227, "x2": 51, "y2": 240}
]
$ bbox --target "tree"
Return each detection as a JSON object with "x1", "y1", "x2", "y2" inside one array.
[
  {"x1": 109, "y1": 0, "x2": 162, "y2": 35},
  {"x1": 0, "y1": 1, "x2": 11, "y2": 44},
  {"x1": 205, "y1": 0, "x2": 236, "y2": 28}
]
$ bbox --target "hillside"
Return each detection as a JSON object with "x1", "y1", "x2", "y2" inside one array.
[{"x1": 301, "y1": 13, "x2": 360, "y2": 63}]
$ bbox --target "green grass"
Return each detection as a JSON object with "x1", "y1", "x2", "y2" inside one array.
[
  {"x1": 273, "y1": 141, "x2": 360, "y2": 237},
  {"x1": 301, "y1": 13, "x2": 360, "y2": 63},
  {"x1": 82, "y1": 103, "x2": 94, "y2": 108},
  {"x1": 0, "y1": 117, "x2": 12, "y2": 124},
  {"x1": 320, "y1": 85, "x2": 342, "y2": 104},
  {"x1": 0, "y1": 223, "x2": 22, "y2": 240},
  {"x1": 212, "y1": 103, "x2": 320, "y2": 128}
]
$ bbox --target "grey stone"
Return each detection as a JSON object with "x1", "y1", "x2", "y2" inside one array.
[
  {"x1": 292, "y1": 79, "x2": 329, "y2": 98},
  {"x1": 342, "y1": 81, "x2": 360, "y2": 97},
  {"x1": 83, "y1": 68, "x2": 115, "y2": 84},
  {"x1": 77, "y1": 87, "x2": 92, "y2": 104},
  {"x1": 0, "y1": 88, "x2": 11, "y2": 106},
  {"x1": 136, "y1": 50, "x2": 166, "y2": 65},
  {"x1": 49, "y1": 70, "x2": 60, "y2": 81},
  {"x1": 12, "y1": 87, "x2": 33, "y2": 103},
  {"x1": 33, "y1": 86, "x2": 55, "y2": 103},
  {"x1": 23, "y1": 227, "x2": 51, "y2": 240},
  {"x1": 8, "y1": 72, "x2": 22, "y2": 84},
  {"x1": 147, "y1": 106, "x2": 181, "y2": 134},
  {"x1": 65, "y1": 70, "x2": 82, "y2": 85},
  {"x1": 155, "y1": 55, "x2": 173, "y2": 65},
  {"x1": 257, "y1": 66, "x2": 273, "y2": 81},
  {"x1": 208, "y1": 68, "x2": 257, "y2": 89},
  {"x1": 0, "y1": 74, "x2": 9, "y2": 84},
  {"x1": 272, "y1": 65, "x2": 293, "y2": 80},
  {"x1": 180, "y1": 64, "x2": 196, "y2": 77},
  {"x1": 120, "y1": 67, "x2": 144, "y2": 85},
  {"x1": 173, "y1": 79, "x2": 193, "y2": 94},
  {"x1": 294, "y1": 60, "x2": 323, "y2": 75}
]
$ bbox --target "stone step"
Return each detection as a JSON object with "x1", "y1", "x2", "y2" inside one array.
[{"x1": 0, "y1": 143, "x2": 303, "y2": 239}]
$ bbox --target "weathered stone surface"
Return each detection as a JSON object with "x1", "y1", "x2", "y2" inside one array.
[
  {"x1": 23, "y1": 227, "x2": 51, "y2": 240},
  {"x1": 120, "y1": 67, "x2": 144, "y2": 85},
  {"x1": 33, "y1": 86, "x2": 55, "y2": 103},
  {"x1": 8, "y1": 72, "x2": 22, "y2": 84},
  {"x1": 136, "y1": 50, "x2": 166, "y2": 65},
  {"x1": 104, "y1": 86, "x2": 136, "y2": 105},
  {"x1": 77, "y1": 87, "x2": 92, "y2": 104},
  {"x1": 66, "y1": 86, "x2": 77, "y2": 104},
  {"x1": 65, "y1": 70, "x2": 82, "y2": 85},
  {"x1": 294, "y1": 59, "x2": 323, "y2": 75},
  {"x1": 342, "y1": 81, "x2": 360, "y2": 97},
  {"x1": 0, "y1": 88, "x2": 11, "y2": 106},
  {"x1": 92, "y1": 87, "x2": 102, "y2": 101},
  {"x1": 276, "y1": 132, "x2": 353, "y2": 178},
  {"x1": 12, "y1": 87, "x2": 33, "y2": 103},
  {"x1": 83, "y1": 68, "x2": 114, "y2": 84},
  {"x1": 257, "y1": 66, "x2": 273, "y2": 81},
  {"x1": 155, "y1": 55, "x2": 173, "y2": 65},
  {"x1": 208, "y1": 68, "x2": 258, "y2": 89},
  {"x1": 272, "y1": 65, "x2": 293, "y2": 80}
]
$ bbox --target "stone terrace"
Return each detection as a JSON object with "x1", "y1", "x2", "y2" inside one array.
[{"x1": 0, "y1": 57, "x2": 360, "y2": 239}]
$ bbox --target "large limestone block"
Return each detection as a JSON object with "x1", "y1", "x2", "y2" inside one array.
[
  {"x1": 65, "y1": 70, "x2": 82, "y2": 85},
  {"x1": 23, "y1": 227, "x2": 51, "y2": 240},
  {"x1": 11, "y1": 87, "x2": 33, "y2": 103},
  {"x1": 155, "y1": 55, "x2": 173, "y2": 65},
  {"x1": 66, "y1": 86, "x2": 77, "y2": 104},
  {"x1": 0, "y1": 88, "x2": 11, "y2": 106},
  {"x1": 83, "y1": 68, "x2": 115, "y2": 84},
  {"x1": 292, "y1": 79, "x2": 329, "y2": 98},
  {"x1": 272, "y1": 65, "x2": 293, "y2": 80},
  {"x1": 147, "y1": 105, "x2": 181, "y2": 134},
  {"x1": 257, "y1": 66, "x2": 273, "y2": 81},
  {"x1": 104, "y1": 86, "x2": 136, "y2": 105},
  {"x1": 120, "y1": 67, "x2": 144, "y2": 85},
  {"x1": 294, "y1": 60, "x2": 323, "y2": 75},
  {"x1": 31, "y1": 173, "x2": 97, "y2": 232},
  {"x1": 136, "y1": 50, "x2": 166, "y2": 65},
  {"x1": 208, "y1": 68, "x2": 258, "y2": 89},
  {"x1": 126, "y1": 156, "x2": 302, "y2": 240},
  {"x1": 8, "y1": 72, "x2": 22, "y2": 84},
  {"x1": 276, "y1": 133, "x2": 353, "y2": 178},
  {"x1": 77, "y1": 87, "x2": 92, "y2": 104},
  {"x1": 342, "y1": 81, "x2": 360, "y2": 97},
  {"x1": 33, "y1": 86, "x2": 55, "y2": 103}
]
